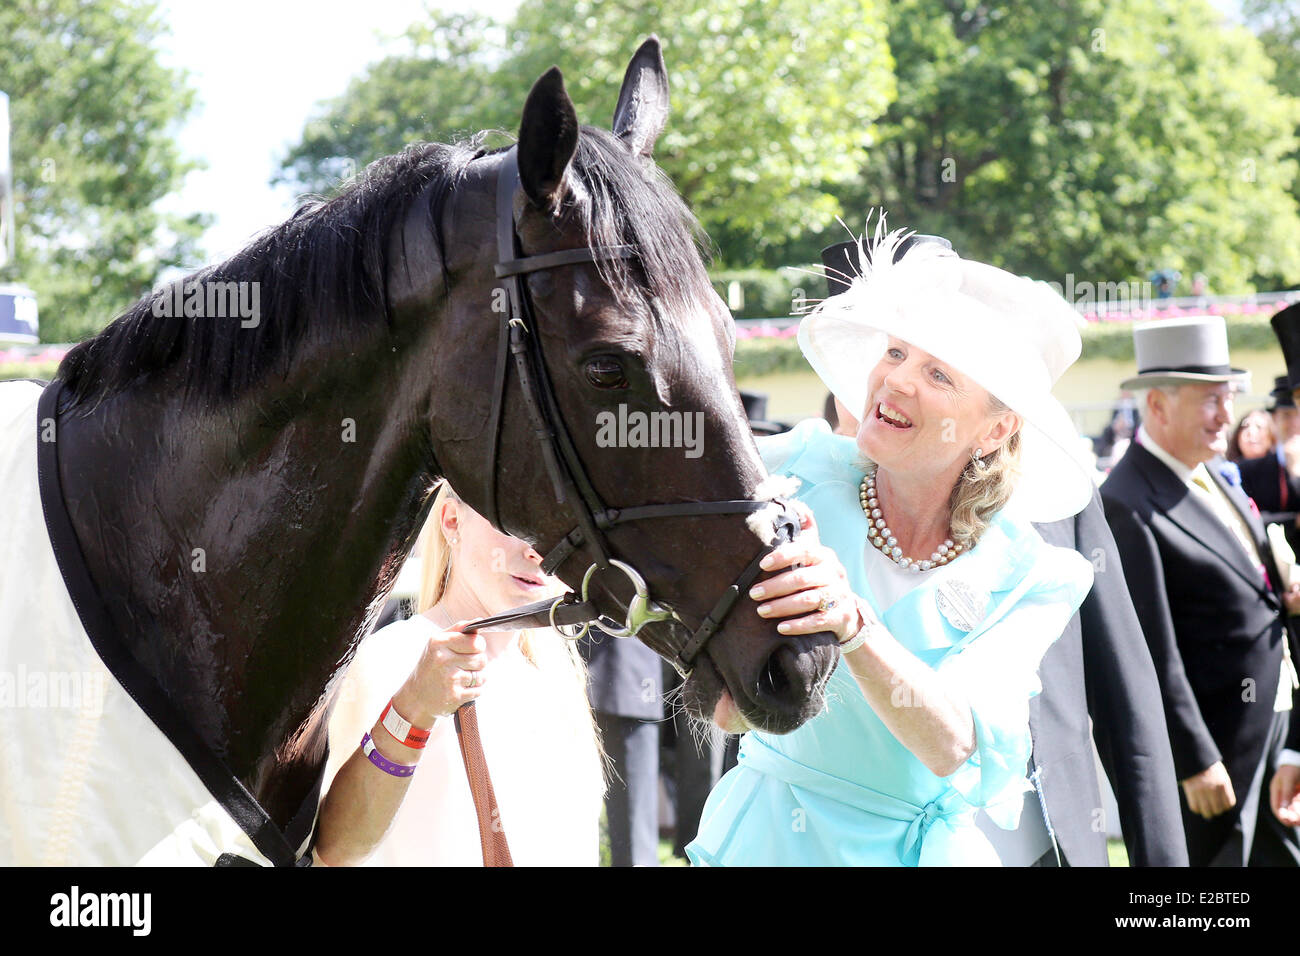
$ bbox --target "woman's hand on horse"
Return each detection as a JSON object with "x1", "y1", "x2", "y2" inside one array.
[
  {"x1": 392, "y1": 623, "x2": 487, "y2": 726},
  {"x1": 748, "y1": 503, "x2": 860, "y2": 643}
]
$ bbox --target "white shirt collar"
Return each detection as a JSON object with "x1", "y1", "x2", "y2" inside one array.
[{"x1": 1137, "y1": 424, "x2": 1197, "y2": 485}]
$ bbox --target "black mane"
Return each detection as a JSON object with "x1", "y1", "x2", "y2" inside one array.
[{"x1": 56, "y1": 128, "x2": 713, "y2": 412}]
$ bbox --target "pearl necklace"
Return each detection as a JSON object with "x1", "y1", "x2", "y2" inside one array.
[{"x1": 858, "y1": 469, "x2": 964, "y2": 573}]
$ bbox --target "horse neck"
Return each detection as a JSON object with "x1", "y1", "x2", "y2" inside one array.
[{"x1": 57, "y1": 321, "x2": 440, "y2": 813}]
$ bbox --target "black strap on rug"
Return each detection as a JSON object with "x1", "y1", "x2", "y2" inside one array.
[{"x1": 36, "y1": 378, "x2": 318, "y2": 867}]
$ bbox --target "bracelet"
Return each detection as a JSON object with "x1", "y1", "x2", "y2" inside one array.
[
  {"x1": 361, "y1": 732, "x2": 417, "y2": 778},
  {"x1": 380, "y1": 699, "x2": 433, "y2": 749},
  {"x1": 839, "y1": 601, "x2": 884, "y2": 655}
]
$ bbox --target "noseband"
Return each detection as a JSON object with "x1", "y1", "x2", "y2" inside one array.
[{"x1": 469, "y1": 147, "x2": 799, "y2": 677}]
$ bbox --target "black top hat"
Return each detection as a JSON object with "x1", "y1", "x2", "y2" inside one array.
[
  {"x1": 1270, "y1": 374, "x2": 1297, "y2": 410},
  {"x1": 738, "y1": 389, "x2": 789, "y2": 436},
  {"x1": 820, "y1": 234, "x2": 954, "y2": 297},
  {"x1": 1271, "y1": 301, "x2": 1300, "y2": 395}
]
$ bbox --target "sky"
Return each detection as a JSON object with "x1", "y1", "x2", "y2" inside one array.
[{"x1": 156, "y1": 0, "x2": 520, "y2": 263}]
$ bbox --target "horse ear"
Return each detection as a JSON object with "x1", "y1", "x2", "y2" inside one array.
[
  {"x1": 612, "y1": 36, "x2": 669, "y2": 157},
  {"x1": 518, "y1": 66, "x2": 579, "y2": 211}
]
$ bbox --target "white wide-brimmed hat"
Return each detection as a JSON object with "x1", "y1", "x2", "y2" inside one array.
[
  {"x1": 1120, "y1": 315, "x2": 1248, "y2": 390},
  {"x1": 798, "y1": 220, "x2": 1094, "y2": 523}
]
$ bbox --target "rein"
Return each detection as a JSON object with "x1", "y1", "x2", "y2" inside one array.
[{"x1": 453, "y1": 147, "x2": 801, "y2": 866}]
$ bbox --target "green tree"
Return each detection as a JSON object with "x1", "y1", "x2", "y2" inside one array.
[
  {"x1": 1243, "y1": 0, "x2": 1300, "y2": 288},
  {"x1": 0, "y1": 0, "x2": 206, "y2": 342},
  {"x1": 502, "y1": 0, "x2": 895, "y2": 264},
  {"x1": 797, "y1": 0, "x2": 1300, "y2": 294},
  {"x1": 1243, "y1": 0, "x2": 1300, "y2": 87},
  {"x1": 276, "y1": 0, "x2": 896, "y2": 266}
]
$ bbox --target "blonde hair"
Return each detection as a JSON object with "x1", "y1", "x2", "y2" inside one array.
[
  {"x1": 415, "y1": 480, "x2": 606, "y2": 795},
  {"x1": 948, "y1": 394, "x2": 1023, "y2": 548},
  {"x1": 416, "y1": 481, "x2": 457, "y2": 618}
]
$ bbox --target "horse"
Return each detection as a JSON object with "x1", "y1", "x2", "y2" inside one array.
[{"x1": 0, "y1": 38, "x2": 838, "y2": 865}]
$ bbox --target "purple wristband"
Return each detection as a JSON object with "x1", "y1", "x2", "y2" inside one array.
[{"x1": 361, "y1": 732, "x2": 416, "y2": 778}]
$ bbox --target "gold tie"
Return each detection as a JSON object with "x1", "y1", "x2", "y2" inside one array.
[{"x1": 1189, "y1": 466, "x2": 1259, "y2": 566}]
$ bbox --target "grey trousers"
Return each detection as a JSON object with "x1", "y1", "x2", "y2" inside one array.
[{"x1": 597, "y1": 712, "x2": 659, "y2": 867}]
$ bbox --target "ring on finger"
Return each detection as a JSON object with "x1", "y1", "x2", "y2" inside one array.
[
  {"x1": 465, "y1": 671, "x2": 478, "y2": 688},
  {"x1": 817, "y1": 592, "x2": 837, "y2": 614}
]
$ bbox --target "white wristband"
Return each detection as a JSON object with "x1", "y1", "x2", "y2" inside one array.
[
  {"x1": 839, "y1": 601, "x2": 884, "y2": 654},
  {"x1": 380, "y1": 699, "x2": 436, "y2": 749}
]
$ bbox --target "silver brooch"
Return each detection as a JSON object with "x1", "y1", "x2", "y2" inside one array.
[{"x1": 936, "y1": 579, "x2": 988, "y2": 633}]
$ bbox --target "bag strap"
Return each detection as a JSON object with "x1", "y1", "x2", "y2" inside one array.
[{"x1": 453, "y1": 701, "x2": 513, "y2": 867}]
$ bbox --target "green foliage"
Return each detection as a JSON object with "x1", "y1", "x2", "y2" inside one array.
[
  {"x1": 1081, "y1": 312, "x2": 1281, "y2": 361},
  {"x1": 503, "y1": 0, "x2": 895, "y2": 264},
  {"x1": 1107, "y1": 837, "x2": 1130, "y2": 867},
  {"x1": 1245, "y1": 1, "x2": 1300, "y2": 90},
  {"x1": 734, "y1": 334, "x2": 812, "y2": 377},
  {"x1": 0, "y1": 360, "x2": 59, "y2": 382},
  {"x1": 709, "y1": 266, "x2": 816, "y2": 319},
  {"x1": 1242, "y1": 0, "x2": 1300, "y2": 287},
  {"x1": 275, "y1": 1, "x2": 897, "y2": 265},
  {"x1": 279, "y1": 1, "x2": 1300, "y2": 288},
  {"x1": 0, "y1": 0, "x2": 207, "y2": 342},
  {"x1": 785, "y1": 0, "x2": 1300, "y2": 292}
]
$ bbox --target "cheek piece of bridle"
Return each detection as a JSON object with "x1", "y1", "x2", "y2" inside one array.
[
  {"x1": 463, "y1": 147, "x2": 802, "y2": 679},
  {"x1": 449, "y1": 148, "x2": 802, "y2": 867}
]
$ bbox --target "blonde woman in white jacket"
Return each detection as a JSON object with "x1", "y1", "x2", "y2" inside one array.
[{"x1": 314, "y1": 480, "x2": 604, "y2": 866}]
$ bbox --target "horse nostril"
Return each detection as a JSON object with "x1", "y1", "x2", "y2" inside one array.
[
  {"x1": 757, "y1": 642, "x2": 823, "y2": 712},
  {"x1": 758, "y1": 646, "x2": 795, "y2": 703},
  {"x1": 745, "y1": 636, "x2": 839, "y2": 734}
]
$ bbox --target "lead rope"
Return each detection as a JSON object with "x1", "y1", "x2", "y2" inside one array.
[{"x1": 454, "y1": 701, "x2": 513, "y2": 867}]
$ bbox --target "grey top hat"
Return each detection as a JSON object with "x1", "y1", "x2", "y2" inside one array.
[{"x1": 1120, "y1": 316, "x2": 1248, "y2": 390}]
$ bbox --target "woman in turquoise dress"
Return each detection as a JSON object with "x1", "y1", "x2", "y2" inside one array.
[{"x1": 688, "y1": 222, "x2": 1097, "y2": 866}]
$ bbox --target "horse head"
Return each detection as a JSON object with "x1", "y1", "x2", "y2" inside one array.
[{"x1": 425, "y1": 40, "x2": 839, "y2": 734}]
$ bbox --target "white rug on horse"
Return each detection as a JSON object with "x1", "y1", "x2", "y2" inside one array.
[{"x1": 0, "y1": 380, "x2": 307, "y2": 865}]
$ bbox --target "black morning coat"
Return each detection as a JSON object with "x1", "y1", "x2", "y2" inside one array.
[
  {"x1": 1238, "y1": 452, "x2": 1300, "y2": 559},
  {"x1": 1031, "y1": 489, "x2": 1188, "y2": 865},
  {"x1": 1102, "y1": 442, "x2": 1300, "y2": 864}
]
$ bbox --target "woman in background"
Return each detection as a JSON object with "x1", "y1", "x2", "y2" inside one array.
[
  {"x1": 1229, "y1": 407, "x2": 1274, "y2": 462},
  {"x1": 314, "y1": 481, "x2": 604, "y2": 866}
]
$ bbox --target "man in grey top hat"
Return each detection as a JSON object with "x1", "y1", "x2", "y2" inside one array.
[{"x1": 1101, "y1": 315, "x2": 1300, "y2": 866}]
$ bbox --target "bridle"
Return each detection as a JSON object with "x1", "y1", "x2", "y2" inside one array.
[{"x1": 468, "y1": 147, "x2": 801, "y2": 678}]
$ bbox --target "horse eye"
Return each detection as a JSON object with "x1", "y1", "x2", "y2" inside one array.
[{"x1": 585, "y1": 357, "x2": 628, "y2": 389}]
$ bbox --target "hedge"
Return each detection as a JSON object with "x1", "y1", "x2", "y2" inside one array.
[
  {"x1": 0, "y1": 309, "x2": 1281, "y2": 384},
  {"x1": 710, "y1": 267, "x2": 820, "y2": 319},
  {"x1": 0, "y1": 361, "x2": 59, "y2": 382},
  {"x1": 733, "y1": 310, "x2": 1282, "y2": 378}
]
